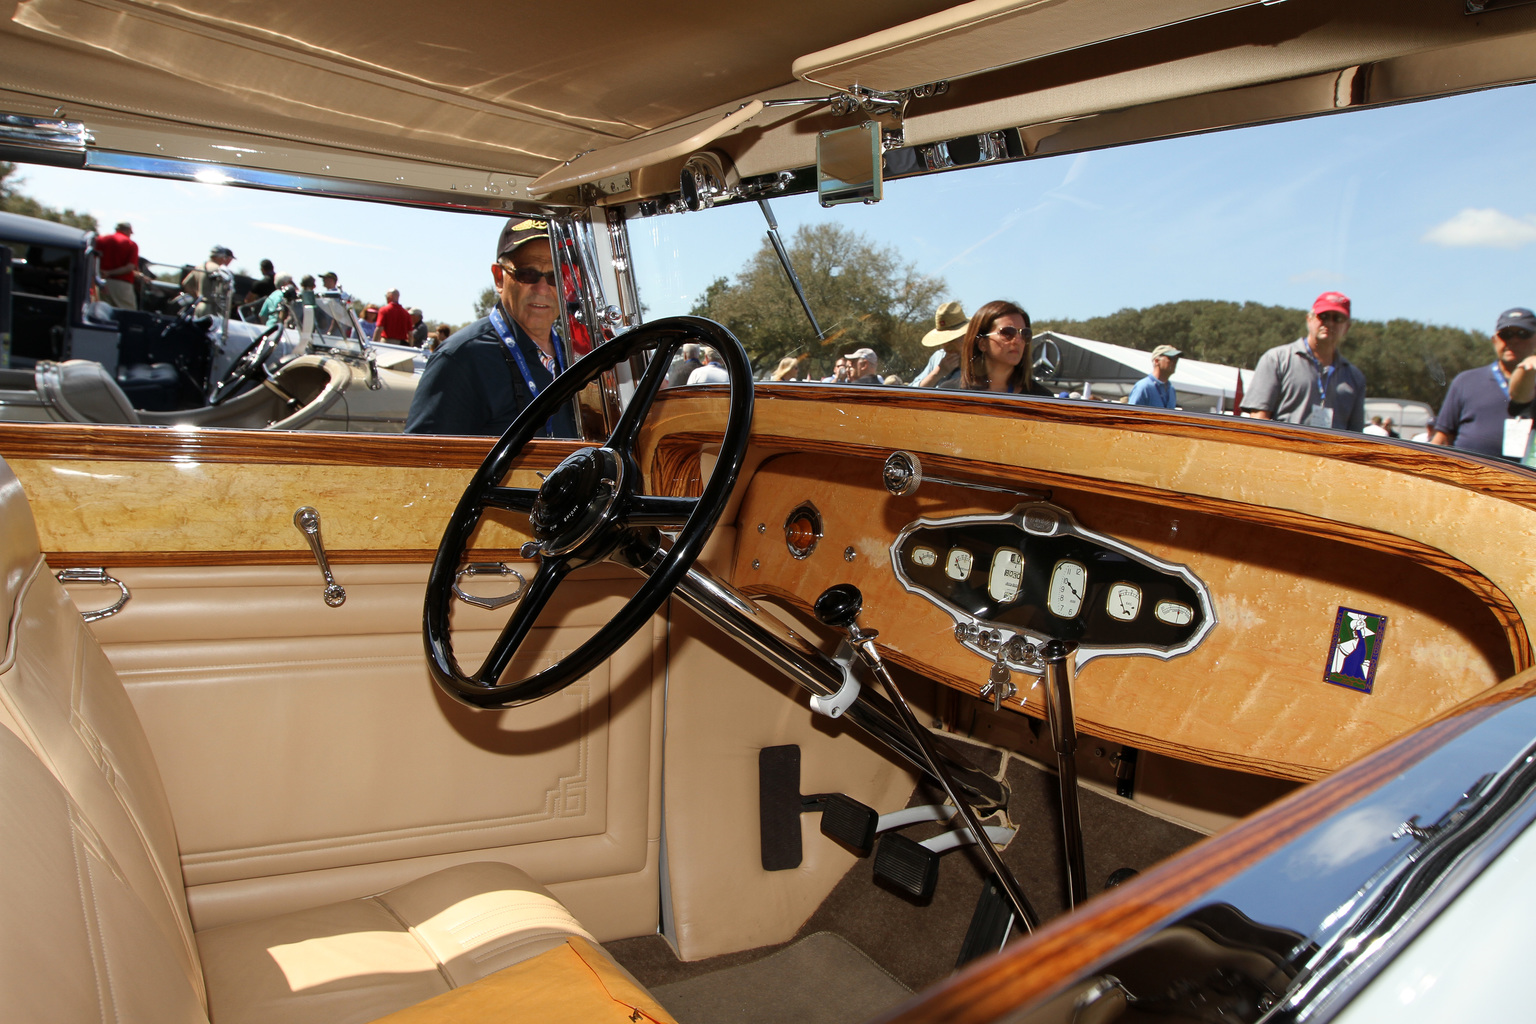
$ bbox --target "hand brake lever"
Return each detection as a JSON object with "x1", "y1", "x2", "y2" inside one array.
[{"x1": 814, "y1": 584, "x2": 1039, "y2": 933}]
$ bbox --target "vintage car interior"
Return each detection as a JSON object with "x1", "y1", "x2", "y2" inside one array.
[{"x1": 4, "y1": 1, "x2": 1536, "y2": 1022}]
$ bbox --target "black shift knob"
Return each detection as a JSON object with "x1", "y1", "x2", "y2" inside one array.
[{"x1": 814, "y1": 584, "x2": 864, "y2": 630}]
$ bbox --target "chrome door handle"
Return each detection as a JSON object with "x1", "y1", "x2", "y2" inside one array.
[{"x1": 293, "y1": 506, "x2": 346, "y2": 607}]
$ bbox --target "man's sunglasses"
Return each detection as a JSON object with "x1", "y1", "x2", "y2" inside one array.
[
  {"x1": 988, "y1": 325, "x2": 1031, "y2": 341},
  {"x1": 1499, "y1": 328, "x2": 1534, "y2": 343},
  {"x1": 503, "y1": 265, "x2": 558, "y2": 287}
]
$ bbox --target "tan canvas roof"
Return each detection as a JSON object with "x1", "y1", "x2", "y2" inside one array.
[{"x1": 2, "y1": 0, "x2": 1535, "y2": 208}]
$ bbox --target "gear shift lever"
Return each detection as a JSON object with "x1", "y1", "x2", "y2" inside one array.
[{"x1": 815, "y1": 584, "x2": 1038, "y2": 932}]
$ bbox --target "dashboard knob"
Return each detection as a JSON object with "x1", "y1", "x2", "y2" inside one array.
[{"x1": 814, "y1": 584, "x2": 864, "y2": 630}]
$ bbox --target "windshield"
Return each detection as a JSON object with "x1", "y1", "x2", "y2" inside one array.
[{"x1": 630, "y1": 81, "x2": 1536, "y2": 452}]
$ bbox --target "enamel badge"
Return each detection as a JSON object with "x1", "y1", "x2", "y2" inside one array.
[{"x1": 1325, "y1": 607, "x2": 1387, "y2": 694}]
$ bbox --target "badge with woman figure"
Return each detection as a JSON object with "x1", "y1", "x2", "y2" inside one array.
[{"x1": 1325, "y1": 607, "x2": 1387, "y2": 693}]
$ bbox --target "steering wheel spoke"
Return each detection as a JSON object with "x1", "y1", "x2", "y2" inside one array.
[
  {"x1": 607, "y1": 331, "x2": 687, "y2": 451},
  {"x1": 475, "y1": 557, "x2": 570, "y2": 687},
  {"x1": 483, "y1": 485, "x2": 540, "y2": 515},
  {"x1": 625, "y1": 493, "x2": 698, "y2": 529}
]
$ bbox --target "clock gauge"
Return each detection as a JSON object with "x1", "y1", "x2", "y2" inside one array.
[
  {"x1": 1106, "y1": 582, "x2": 1141, "y2": 621},
  {"x1": 1047, "y1": 560, "x2": 1087, "y2": 619},
  {"x1": 912, "y1": 546, "x2": 938, "y2": 568},
  {"x1": 944, "y1": 548, "x2": 973, "y2": 581}
]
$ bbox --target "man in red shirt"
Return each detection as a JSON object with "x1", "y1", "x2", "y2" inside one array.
[
  {"x1": 376, "y1": 289, "x2": 414, "y2": 343},
  {"x1": 94, "y1": 222, "x2": 140, "y2": 309}
]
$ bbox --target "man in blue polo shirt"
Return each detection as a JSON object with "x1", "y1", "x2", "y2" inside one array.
[
  {"x1": 1128, "y1": 345, "x2": 1181, "y2": 408},
  {"x1": 405, "y1": 218, "x2": 578, "y2": 437},
  {"x1": 1430, "y1": 307, "x2": 1536, "y2": 457}
]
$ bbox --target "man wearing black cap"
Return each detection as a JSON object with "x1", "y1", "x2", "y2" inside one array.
[
  {"x1": 405, "y1": 218, "x2": 578, "y2": 437},
  {"x1": 1430, "y1": 307, "x2": 1536, "y2": 457}
]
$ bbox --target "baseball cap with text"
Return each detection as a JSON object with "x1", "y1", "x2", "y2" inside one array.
[
  {"x1": 1312, "y1": 292, "x2": 1351, "y2": 317},
  {"x1": 498, "y1": 218, "x2": 551, "y2": 259}
]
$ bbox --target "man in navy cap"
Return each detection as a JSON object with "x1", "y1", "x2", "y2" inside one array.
[
  {"x1": 1430, "y1": 307, "x2": 1536, "y2": 457},
  {"x1": 405, "y1": 218, "x2": 578, "y2": 437},
  {"x1": 1242, "y1": 291, "x2": 1366, "y2": 431}
]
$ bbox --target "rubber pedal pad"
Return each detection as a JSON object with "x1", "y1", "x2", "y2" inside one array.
[
  {"x1": 873, "y1": 831, "x2": 941, "y2": 900},
  {"x1": 817, "y1": 793, "x2": 878, "y2": 856}
]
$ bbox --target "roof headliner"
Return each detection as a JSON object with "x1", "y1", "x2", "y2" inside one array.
[{"x1": 3, "y1": 0, "x2": 1536, "y2": 208}]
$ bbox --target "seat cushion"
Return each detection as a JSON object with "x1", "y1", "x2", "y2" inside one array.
[
  {"x1": 371, "y1": 936, "x2": 675, "y2": 1024},
  {"x1": 197, "y1": 862, "x2": 599, "y2": 1024}
]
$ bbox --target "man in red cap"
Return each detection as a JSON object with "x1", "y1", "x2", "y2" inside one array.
[{"x1": 1241, "y1": 291, "x2": 1366, "y2": 431}]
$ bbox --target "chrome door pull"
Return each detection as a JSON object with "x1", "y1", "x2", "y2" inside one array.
[
  {"x1": 452, "y1": 562, "x2": 527, "y2": 610},
  {"x1": 293, "y1": 506, "x2": 346, "y2": 607},
  {"x1": 55, "y1": 567, "x2": 130, "y2": 622}
]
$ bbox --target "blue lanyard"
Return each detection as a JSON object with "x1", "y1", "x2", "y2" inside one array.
[
  {"x1": 1490, "y1": 362, "x2": 1510, "y2": 400},
  {"x1": 490, "y1": 306, "x2": 565, "y2": 436},
  {"x1": 1301, "y1": 345, "x2": 1335, "y2": 402}
]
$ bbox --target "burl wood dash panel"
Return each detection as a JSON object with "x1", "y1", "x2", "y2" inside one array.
[{"x1": 729, "y1": 451, "x2": 1516, "y2": 781}]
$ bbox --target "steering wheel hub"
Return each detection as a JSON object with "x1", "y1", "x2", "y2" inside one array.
[{"x1": 529, "y1": 446, "x2": 624, "y2": 555}]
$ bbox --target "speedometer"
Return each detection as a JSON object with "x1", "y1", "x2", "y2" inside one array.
[{"x1": 987, "y1": 548, "x2": 1024, "y2": 603}]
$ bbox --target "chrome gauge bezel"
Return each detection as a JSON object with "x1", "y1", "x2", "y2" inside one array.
[{"x1": 890, "y1": 501, "x2": 1217, "y2": 676}]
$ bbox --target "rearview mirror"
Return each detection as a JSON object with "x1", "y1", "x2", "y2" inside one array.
[{"x1": 817, "y1": 122, "x2": 882, "y2": 207}]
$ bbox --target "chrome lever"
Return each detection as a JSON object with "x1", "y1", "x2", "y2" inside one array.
[
  {"x1": 55, "y1": 567, "x2": 130, "y2": 622},
  {"x1": 293, "y1": 506, "x2": 346, "y2": 607}
]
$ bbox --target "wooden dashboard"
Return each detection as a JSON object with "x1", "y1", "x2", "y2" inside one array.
[
  {"x1": 647, "y1": 385, "x2": 1534, "y2": 782},
  {"x1": 2, "y1": 381, "x2": 1532, "y2": 784}
]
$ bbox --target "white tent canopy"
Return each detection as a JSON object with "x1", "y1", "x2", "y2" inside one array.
[{"x1": 1036, "y1": 331, "x2": 1248, "y2": 412}]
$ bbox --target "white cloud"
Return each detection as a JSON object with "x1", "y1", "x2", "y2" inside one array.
[
  {"x1": 251, "y1": 222, "x2": 390, "y2": 250},
  {"x1": 1423, "y1": 208, "x2": 1536, "y2": 249}
]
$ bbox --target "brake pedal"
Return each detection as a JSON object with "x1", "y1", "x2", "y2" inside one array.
[
  {"x1": 874, "y1": 832, "x2": 942, "y2": 900},
  {"x1": 814, "y1": 792, "x2": 878, "y2": 856}
]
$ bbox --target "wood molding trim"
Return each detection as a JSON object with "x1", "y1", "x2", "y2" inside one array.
[{"x1": 875, "y1": 669, "x2": 1536, "y2": 1024}]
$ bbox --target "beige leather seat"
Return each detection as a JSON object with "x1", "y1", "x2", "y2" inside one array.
[{"x1": 0, "y1": 458, "x2": 668, "y2": 1023}]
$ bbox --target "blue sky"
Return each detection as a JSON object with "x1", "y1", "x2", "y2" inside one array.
[{"x1": 11, "y1": 80, "x2": 1536, "y2": 335}]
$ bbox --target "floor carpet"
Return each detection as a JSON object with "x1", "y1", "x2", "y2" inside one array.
[{"x1": 650, "y1": 931, "x2": 910, "y2": 1024}]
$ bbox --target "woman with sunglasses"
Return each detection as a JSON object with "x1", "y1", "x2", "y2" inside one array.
[{"x1": 940, "y1": 299, "x2": 1053, "y2": 396}]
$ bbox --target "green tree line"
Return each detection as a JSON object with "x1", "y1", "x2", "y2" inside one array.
[
  {"x1": 690, "y1": 223, "x2": 945, "y2": 379},
  {"x1": 0, "y1": 162, "x2": 97, "y2": 231},
  {"x1": 1035, "y1": 300, "x2": 1491, "y2": 408}
]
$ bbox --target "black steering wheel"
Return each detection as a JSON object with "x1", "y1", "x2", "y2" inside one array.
[
  {"x1": 424, "y1": 316, "x2": 753, "y2": 709},
  {"x1": 208, "y1": 322, "x2": 283, "y2": 405}
]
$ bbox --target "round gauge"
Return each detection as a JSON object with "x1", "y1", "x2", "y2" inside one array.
[
  {"x1": 987, "y1": 547, "x2": 1024, "y2": 603},
  {"x1": 1155, "y1": 600, "x2": 1194, "y2": 625},
  {"x1": 1106, "y1": 583, "x2": 1141, "y2": 621},
  {"x1": 945, "y1": 548, "x2": 973, "y2": 581},
  {"x1": 1047, "y1": 560, "x2": 1086, "y2": 619}
]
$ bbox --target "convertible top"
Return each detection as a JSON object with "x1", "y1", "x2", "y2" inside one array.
[{"x1": 2, "y1": 0, "x2": 1534, "y2": 208}]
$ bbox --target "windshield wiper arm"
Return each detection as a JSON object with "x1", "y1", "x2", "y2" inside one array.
[{"x1": 758, "y1": 199, "x2": 823, "y2": 341}]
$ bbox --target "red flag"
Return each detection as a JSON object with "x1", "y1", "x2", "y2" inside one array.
[{"x1": 1233, "y1": 369, "x2": 1244, "y2": 414}]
